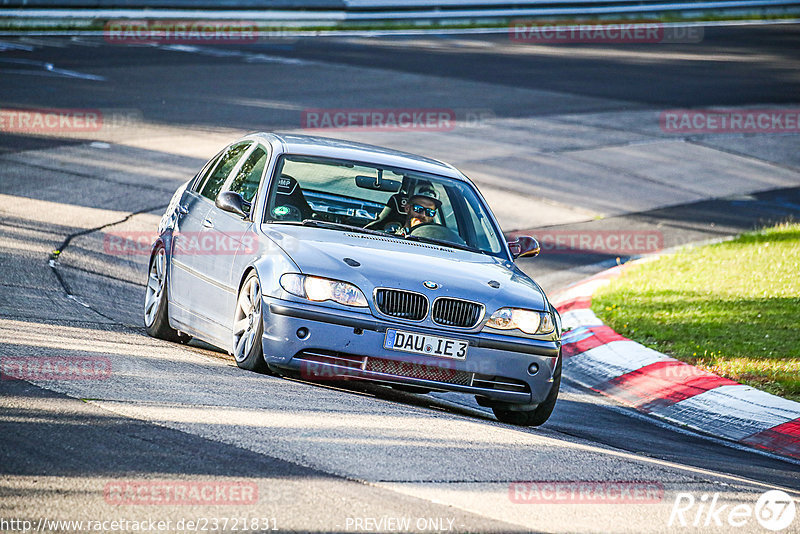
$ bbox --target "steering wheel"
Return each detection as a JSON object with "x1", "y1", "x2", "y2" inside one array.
[{"x1": 408, "y1": 223, "x2": 467, "y2": 246}]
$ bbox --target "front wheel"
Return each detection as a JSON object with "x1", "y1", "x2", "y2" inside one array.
[
  {"x1": 492, "y1": 357, "x2": 561, "y2": 427},
  {"x1": 232, "y1": 271, "x2": 270, "y2": 373},
  {"x1": 144, "y1": 245, "x2": 189, "y2": 343}
]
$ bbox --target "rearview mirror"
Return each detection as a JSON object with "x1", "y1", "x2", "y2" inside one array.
[
  {"x1": 216, "y1": 191, "x2": 249, "y2": 218},
  {"x1": 507, "y1": 235, "x2": 540, "y2": 259},
  {"x1": 355, "y1": 175, "x2": 402, "y2": 192}
]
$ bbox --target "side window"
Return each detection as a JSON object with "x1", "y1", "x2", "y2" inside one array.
[
  {"x1": 227, "y1": 145, "x2": 268, "y2": 210},
  {"x1": 199, "y1": 142, "x2": 251, "y2": 201},
  {"x1": 191, "y1": 151, "x2": 223, "y2": 193}
]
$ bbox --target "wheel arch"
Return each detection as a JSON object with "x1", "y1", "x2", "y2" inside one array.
[
  {"x1": 237, "y1": 266, "x2": 258, "y2": 295},
  {"x1": 239, "y1": 245, "x2": 300, "y2": 301},
  {"x1": 150, "y1": 233, "x2": 177, "y2": 304}
]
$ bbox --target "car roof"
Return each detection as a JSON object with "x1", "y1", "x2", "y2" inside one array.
[{"x1": 244, "y1": 132, "x2": 466, "y2": 181}]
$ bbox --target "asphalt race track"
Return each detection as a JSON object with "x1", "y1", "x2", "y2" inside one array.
[{"x1": 1, "y1": 24, "x2": 799, "y2": 533}]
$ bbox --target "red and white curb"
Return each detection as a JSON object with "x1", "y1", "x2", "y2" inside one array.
[{"x1": 552, "y1": 264, "x2": 800, "y2": 461}]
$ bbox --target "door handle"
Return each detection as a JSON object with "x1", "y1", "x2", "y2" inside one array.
[
  {"x1": 202, "y1": 218, "x2": 214, "y2": 229},
  {"x1": 178, "y1": 205, "x2": 189, "y2": 215}
]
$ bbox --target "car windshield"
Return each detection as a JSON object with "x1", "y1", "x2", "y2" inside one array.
[{"x1": 264, "y1": 154, "x2": 505, "y2": 257}]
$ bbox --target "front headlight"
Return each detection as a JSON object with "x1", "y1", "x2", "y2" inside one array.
[
  {"x1": 279, "y1": 274, "x2": 368, "y2": 308},
  {"x1": 484, "y1": 307, "x2": 555, "y2": 335}
]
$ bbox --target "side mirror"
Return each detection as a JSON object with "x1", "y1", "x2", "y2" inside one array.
[
  {"x1": 507, "y1": 235, "x2": 540, "y2": 259},
  {"x1": 216, "y1": 191, "x2": 248, "y2": 218}
]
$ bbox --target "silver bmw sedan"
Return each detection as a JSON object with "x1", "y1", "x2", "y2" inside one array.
[{"x1": 145, "y1": 133, "x2": 562, "y2": 426}]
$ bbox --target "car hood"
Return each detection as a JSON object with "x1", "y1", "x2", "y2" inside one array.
[{"x1": 262, "y1": 224, "x2": 548, "y2": 311}]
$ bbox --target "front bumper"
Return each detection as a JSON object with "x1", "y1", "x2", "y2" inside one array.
[{"x1": 262, "y1": 297, "x2": 561, "y2": 405}]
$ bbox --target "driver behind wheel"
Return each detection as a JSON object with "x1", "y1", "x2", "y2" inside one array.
[{"x1": 397, "y1": 184, "x2": 441, "y2": 237}]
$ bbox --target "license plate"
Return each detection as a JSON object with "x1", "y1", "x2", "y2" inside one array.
[{"x1": 383, "y1": 329, "x2": 468, "y2": 359}]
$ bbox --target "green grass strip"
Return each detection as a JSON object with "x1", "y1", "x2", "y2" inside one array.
[{"x1": 593, "y1": 222, "x2": 800, "y2": 401}]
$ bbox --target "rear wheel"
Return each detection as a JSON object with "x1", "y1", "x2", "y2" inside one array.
[
  {"x1": 144, "y1": 245, "x2": 189, "y2": 343},
  {"x1": 492, "y1": 357, "x2": 561, "y2": 427},
  {"x1": 232, "y1": 271, "x2": 270, "y2": 373}
]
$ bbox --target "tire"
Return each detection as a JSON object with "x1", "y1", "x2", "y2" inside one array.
[
  {"x1": 492, "y1": 357, "x2": 561, "y2": 427},
  {"x1": 232, "y1": 271, "x2": 270, "y2": 373},
  {"x1": 144, "y1": 245, "x2": 190, "y2": 343}
]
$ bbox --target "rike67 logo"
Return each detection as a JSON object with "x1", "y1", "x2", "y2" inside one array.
[{"x1": 669, "y1": 490, "x2": 796, "y2": 531}]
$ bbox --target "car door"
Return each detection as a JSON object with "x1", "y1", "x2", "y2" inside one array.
[
  {"x1": 169, "y1": 141, "x2": 251, "y2": 341},
  {"x1": 202, "y1": 143, "x2": 270, "y2": 329},
  {"x1": 168, "y1": 151, "x2": 221, "y2": 321}
]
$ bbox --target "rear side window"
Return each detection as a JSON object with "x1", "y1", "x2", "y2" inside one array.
[
  {"x1": 191, "y1": 151, "x2": 223, "y2": 192},
  {"x1": 198, "y1": 142, "x2": 251, "y2": 201},
  {"x1": 228, "y1": 145, "x2": 268, "y2": 209}
]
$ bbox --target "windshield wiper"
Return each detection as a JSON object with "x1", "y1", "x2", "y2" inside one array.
[
  {"x1": 404, "y1": 234, "x2": 486, "y2": 254},
  {"x1": 274, "y1": 219, "x2": 486, "y2": 253},
  {"x1": 300, "y1": 219, "x2": 402, "y2": 238}
]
